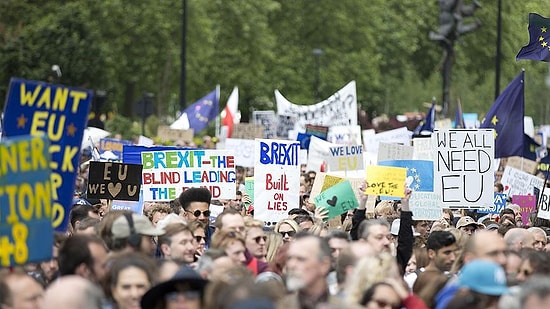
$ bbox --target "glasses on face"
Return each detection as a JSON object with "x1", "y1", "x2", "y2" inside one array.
[
  {"x1": 369, "y1": 299, "x2": 401, "y2": 309},
  {"x1": 279, "y1": 230, "x2": 296, "y2": 237},
  {"x1": 253, "y1": 236, "x2": 267, "y2": 244},
  {"x1": 189, "y1": 210, "x2": 211, "y2": 218},
  {"x1": 165, "y1": 290, "x2": 201, "y2": 302},
  {"x1": 195, "y1": 236, "x2": 205, "y2": 243}
]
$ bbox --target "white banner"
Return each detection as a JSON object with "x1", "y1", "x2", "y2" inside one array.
[
  {"x1": 218, "y1": 138, "x2": 255, "y2": 167},
  {"x1": 254, "y1": 139, "x2": 301, "y2": 226},
  {"x1": 141, "y1": 149, "x2": 236, "y2": 201},
  {"x1": 413, "y1": 137, "x2": 435, "y2": 161},
  {"x1": 500, "y1": 165, "x2": 544, "y2": 197},
  {"x1": 433, "y1": 129, "x2": 494, "y2": 208},
  {"x1": 377, "y1": 142, "x2": 414, "y2": 162},
  {"x1": 327, "y1": 125, "x2": 362, "y2": 145},
  {"x1": 275, "y1": 81, "x2": 357, "y2": 132}
]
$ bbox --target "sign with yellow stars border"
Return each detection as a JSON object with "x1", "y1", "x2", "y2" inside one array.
[{"x1": 2, "y1": 78, "x2": 93, "y2": 231}]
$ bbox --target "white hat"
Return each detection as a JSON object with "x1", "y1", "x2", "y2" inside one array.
[{"x1": 390, "y1": 219, "x2": 420, "y2": 236}]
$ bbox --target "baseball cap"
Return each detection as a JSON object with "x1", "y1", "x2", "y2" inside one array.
[
  {"x1": 459, "y1": 260, "x2": 509, "y2": 296},
  {"x1": 390, "y1": 219, "x2": 421, "y2": 237},
  {"x1": 111, "y1": 213, "x2": 165, "y2": 239},
  {"x1": 456, "y1": 216, "x2": 484, "y2": 230}
]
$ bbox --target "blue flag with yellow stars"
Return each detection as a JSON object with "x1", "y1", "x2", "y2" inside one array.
[
  {"x1": 183, "y1": 88, "x2": 219, "y2": 133},
  {"x1": 480, "y1": 71, "x2": 524, "y2": 158},
  {"x1": 517, "y1": 13, "x2": 550, "y2": 62}
]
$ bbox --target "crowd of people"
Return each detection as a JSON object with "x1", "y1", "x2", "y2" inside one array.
[{"x1": 2, "y1": 156, "x2": 550, "y2": 309}]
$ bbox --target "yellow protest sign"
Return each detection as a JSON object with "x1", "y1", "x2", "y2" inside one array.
[{"x1": 365, "y1": 165, "x2": 407, "y2": 198}]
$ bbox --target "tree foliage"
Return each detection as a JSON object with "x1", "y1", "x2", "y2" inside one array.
[{"x1": 1, "y1": 0, "x2": 550, "y2": 130}]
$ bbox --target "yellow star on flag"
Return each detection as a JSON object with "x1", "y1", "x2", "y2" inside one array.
[
  {"x1": 542, "y1": 42, "x2": 548, "y2": 47},
  {"x1": 16, "y1": 114, "x2": 27, "y2": 129},
  {"x1": 66, "y1": 123, "x2": 77, "y2": 137},
  {"x1": 491, "y1": 115, "x2": 498, "y2": 126},
  {"x1": 542, "y1": 27, "x2": 548, "y2": 33},
  {"x1": 540, "y1": 36, "x2": 545, "y2": 41}
]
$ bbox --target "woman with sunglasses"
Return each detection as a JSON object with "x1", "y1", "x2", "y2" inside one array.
[{"x1": 274, "y1": 219, "x2": 301, "y2": 242}]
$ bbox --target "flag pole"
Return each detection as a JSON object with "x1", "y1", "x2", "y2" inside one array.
[{"x1": 215, "y1": 84, "x2": 221, "y2": 139}]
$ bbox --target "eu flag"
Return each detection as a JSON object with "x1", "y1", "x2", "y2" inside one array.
[
  {"x1": 414, "y1": 102, "x2": 435, "y2": 135},
  {"x1": 184, "y1": 88, "x2": 219, "y2": 133},
  {"x1": 517, "y1": 13, "x2": 550, "y2": 62},
  {"x1": 480, "y1": 71, "x2": 524, "y2": 158}
]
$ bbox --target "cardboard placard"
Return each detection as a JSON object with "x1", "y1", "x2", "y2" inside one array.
[
  {"x1": 157, "y1": 126, "x2": 194, "y2": 142},
  {"x1": 232, "y1": 123, "x2": 264, "y2": 139},
  {"x1": 87, "y1": 162, "x2": 143, "y2": 201}
]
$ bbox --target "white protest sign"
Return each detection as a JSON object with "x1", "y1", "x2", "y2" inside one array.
[
  {"x1": 537, "y1": 191, "x2": 550, "y2": 220},
  {"x1": 327, "y1": 125, "x2": 362, "y2": 145},
  {"x1": 433, "y1": 129, "x2": 494, "y2": 208},
  {"x1": 377, "y1": 142, "x2": 414, "y2": 162},
  {"x1": 218, "y1": 138, "x2": 255, "y2": 167},
  {"x1": 254, "y1": 139, "x2": 301, "y2": 226},
  {"x1": 409, "y1": 192, "x2": 443, "y2": 220},
  {"x1": 306, "y1": 136, "x2": 334, "y2": 172},
  {"x1": 413, "y1": 137, "x2": 435, "y2": 161},
  {"x1": 276, "y1": 81, "x2": 357, "y2": 132},
  {"x1": 363, "y1": 127, "x2": 412, "y2": 155},
  {"x1": 500, "y1": 165, "x2": 544, "y2": 197},
  {"x1": 140, "y1": 149, "x2": 236, "y2": 201},
  {"x1": 326, "y1": 144, "x2": 364, "y2": 172},
  {"x1": 253, "y1": 111, "x2": 277, "y2": 139}
]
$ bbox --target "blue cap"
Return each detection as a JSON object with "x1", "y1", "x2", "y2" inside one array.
[{"x1": 459, "y1": 260, "x2": 508, "y2": 296}]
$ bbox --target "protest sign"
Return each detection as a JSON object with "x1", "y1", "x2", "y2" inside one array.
[
  {"x1": 98, "y1": 138, "x2": 132, "y2": 161},
  {"x1": 232, "y1": 123, "x2": 264, "y2": 139},
  {"x1": 362, "y1": 127, "x2": 412, "y2": 155},
  {"x1": 409, "y1": 192, "x2": 443, "y2": 221},
  {"x1": 137, "y1": 135, "x2": 154, "y2": 146},
  {"x1": 326, "y1": 144, "x2": 364, "y2": 172},
  {"x1": 500, "y1": 166, "x2": 544, "y2": 197},
  {"x1": 306, "y1": 136, "x2": 333, "y2": 172},
  {"x1": 253, "y1": 111, "x2": 277, "y2": 139},
  {"x1": 512, "y1": 195, "x2": 537, "y2": 224},
  {"x1": 111, "y1": 197, "x2": 144, "y2": 215},
  {"x1": 327, "y1": 125, "x2": 362, "y2": 145},
  {"x1": 477, "y1": 193, "x2": 508, "y2": 215},
  {"x1": 537, "y1": 191, "x2": 550, "y2": 220},
  {"x1": 245, "y1": 177, "x2": 254, "y2": 204},
  {"x1": 377, "y1": 143, "x2": 414, "y2": 162},
  {"x1": 254, "y1": 139, "x2": 300, "y2": 226},
  {"x1": 365, "y1": 165, "x2": 407, "y2": 197},
  {"x1": 321, "y1": 175, "x2": 345, "y2": 192},
  {"x1": 305, "y1": 124, "x2": 329, "y2": 140},
  {"x1": 433, "y1": 129, "x2": 494, "y2": 208},
  {"x1": 276, "y1": 81, "x2": 357, "y2": 132},
  {"x1": 412, "y1": 137, "x2": 435, "y2": 161},
  {"x1": 378, "y1": 160, "x2": 434, "y2": 192},
  {"x1": 87, "y1": 162, "x2": 143, "y2": 201},
  {"x1": 276, "y1": 115, "x2": 296, "y2": 139},
  {"x1": 140, "y1": 149, "x2": 236, "y2": 201},
  {"x1": 0, "y1": 135, "x2": 53, "y2": 266},
  {"x1": 505, "y1": 156, "x2": 538, "y2": 174},
  {"x1": 2, "y1": 78, "x2": 93, "y2": 231},
  {"x1": 314, "y1": 180, "x2": 359, "y2": 219},
  {"x1": 157, "y1": 126, "x2": 194, "y2": 143},
  {"x1": 219, "y1": 138, "x2": 255, "y2": 167}
]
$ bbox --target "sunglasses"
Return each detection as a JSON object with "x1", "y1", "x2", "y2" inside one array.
[
  {"x1": 188, "y1": 210, "x2": 211, "y2": 218},
  {"x1": 279, "y1": 230, "x2": 296, "y2": 237},
  {"x1": 253, "y1": 236, "x2": 267, "y2": 244},
  {"x1": 195, "y1": 236, "x2": 205, "y2": 243}
]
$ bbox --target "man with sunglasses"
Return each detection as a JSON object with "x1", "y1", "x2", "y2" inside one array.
[
  {"x1": 243, "y1": 219, "x2": 269, "y2": 275},
  {"x1": 179, "y1": 188, "x2": 215, "y2": 247}
]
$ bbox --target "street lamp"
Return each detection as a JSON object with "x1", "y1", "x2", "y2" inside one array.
[{"x1": 312, "y1": 48, "x2": 324, "y2": 101}]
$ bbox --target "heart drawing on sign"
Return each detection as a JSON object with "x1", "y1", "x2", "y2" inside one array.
[
  {"x1": 108, "y1": 183, "x2": 122, "y2": 198},
  {"x1": 327, "y1": 196, "x2": 338, "y2": 207}
]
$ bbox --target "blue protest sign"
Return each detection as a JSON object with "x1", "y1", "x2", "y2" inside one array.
[
  {"x1": 378, "y1": 160, "x2": 434, "y2": 192},
  {"x1": 2, "y1": 78, "x2": 93, "y2": 231},
  {"x1": 477, "y1": 193, "x2": 508, "y2": 214},
  {"x1": 0, "y1": 135, "x2": 53, "y2": 266}
]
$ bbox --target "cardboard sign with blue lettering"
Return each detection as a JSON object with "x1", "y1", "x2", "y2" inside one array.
[
  {"x1": 314, "y1": 180, "x2": 359, "y2": 219},
  {"x1": 477, "y1": 193, "x2": 508, "y2": 215},
  {"x1": 0, "y1": 135, "x2": 53, "y2": 266},
  {"x1": 2, "y1": 78, "x2": 93, "y2": 231},
  {"x1": 99, "y1": 138, "x2": 132, "y2": 160}
]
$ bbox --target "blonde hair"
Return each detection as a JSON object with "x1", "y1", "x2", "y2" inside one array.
[
  {"x1": 374, "y1": 201, "x2": 395, "y2": 218},
  {"x1": 265, "y1": 231, "x2": 284, "y2": 263},
  {"x1": 274, "y1": 219, "x2": 301, "y2": 233},
  {"x1": 345, "y1": 253, "x2": 400, "y2": 306}
]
